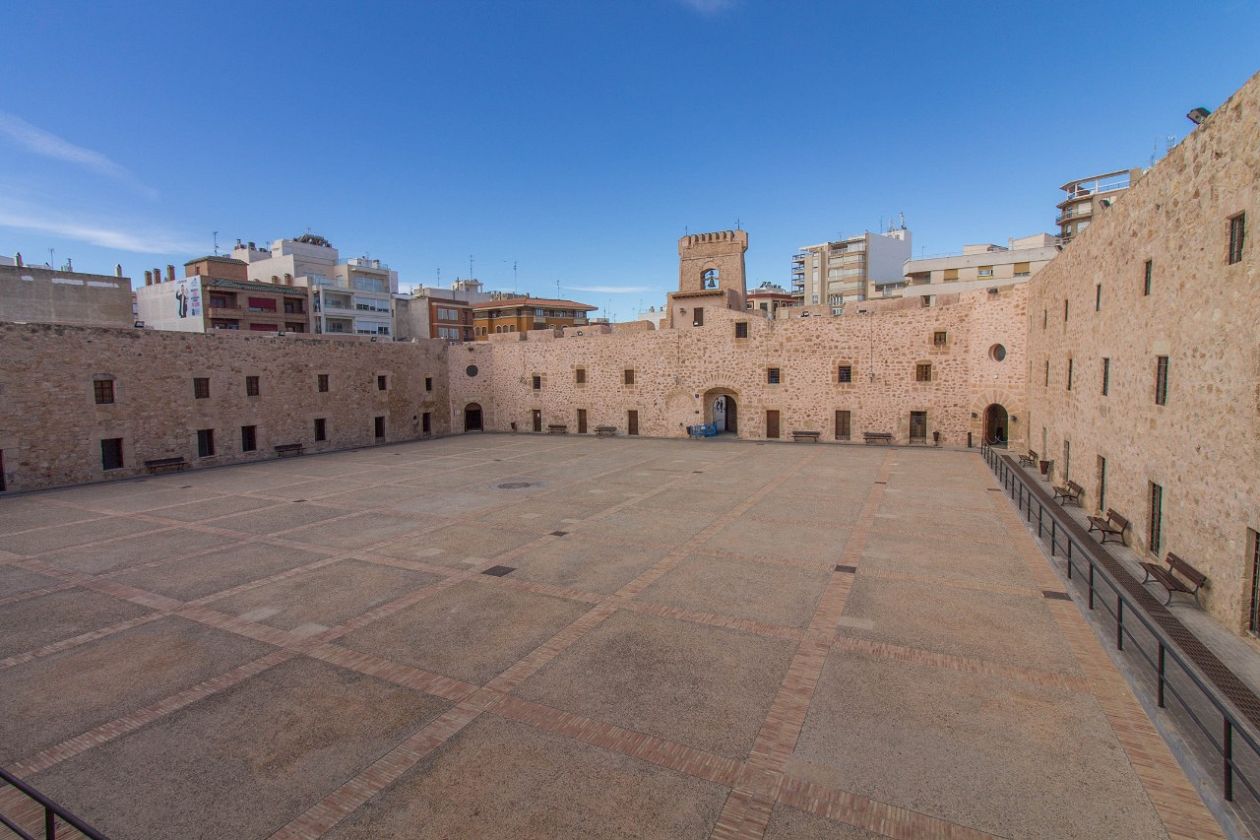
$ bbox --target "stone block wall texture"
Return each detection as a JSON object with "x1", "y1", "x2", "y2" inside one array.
[
  {"x1": 0, "y1": 265, "x2": 134, "y2": 328},
  {"x1": 446, "y1": 285, "x2": 1027, "y2": 448},
  {"x1": 1026, "y1": 70, "x2": 1260, "y2": 633},
  {"x1": 0, "y1": 323, "x2": 450, "y2": 491}
]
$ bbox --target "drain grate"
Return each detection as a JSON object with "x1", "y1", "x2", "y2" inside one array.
[
  {"x1": 834, "y1": 564, "x2": 858, "y2": 574},
  {"x1": 483, "y1": 565, "x2": 515, "y2": 577},
  {"x1": 497, "y1": 481, "x2": 533, "y2": 489},
  {"x1": 986, "y1": 487, "x2": 1003, "y2": 492},
  {"x1": 1042, "y1": 590, "x2": 1072, "y2": 601},
  {"x1": 550, "y1": 530, "x2": 569, "y2": 537},
  {"x1": 874, "y1": 481, "x2": 887, "y2": 485},
  {"x1": 292, "y1": 499, "x2": 307, "y2": 503}
]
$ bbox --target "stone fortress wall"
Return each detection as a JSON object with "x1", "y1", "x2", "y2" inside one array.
[{"x1": 1026, "y1": 70, "x2": 1260, "y2": 633}]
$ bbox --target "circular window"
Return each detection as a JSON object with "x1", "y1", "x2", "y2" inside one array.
[
  {"x1": 989, "y1": 344, "x2": 1007, "y2": 362},
  {"x1": 466, "y1": 364, "x2": 479, "y2": 377}
]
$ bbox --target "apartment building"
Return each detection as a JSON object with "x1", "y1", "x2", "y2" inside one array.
[
  {"x1": 1057, "y1": 169, "x2": 1143, "y2": 243},
  {"x1": 472, "y1": 295, "x2": 596, "y2": 339},
  {"x1": 745, "y1": 282, "x2": 796, "y2": 317},
  {"x1": 790, "y1": 226, "x2": 911, "y2": 309},
  {"x1": 233, "y1": 234, "x2": 398, "y2": 337},
  {"x1": 0, "y1": 254, "x2": 133, "y2": 328},
  {"x1": 135, "y1": 258, "x2": 311, "y2": 333},
  {"x1": 893, "y1": 234, "x2": 1061, "y2": 297},
  {"x1": 395, "y1": 278, "x2": 488, "y2": 341}
]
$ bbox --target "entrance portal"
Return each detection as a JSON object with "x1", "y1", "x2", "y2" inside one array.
[
  {"x1": 984, "y1": 403, "x2": 1008, "y2": 447},
  {"x1": 703, "y1": 388, "x2": 739, "y2": 435},
  {"x1": 464, "y1": 403, "x2": 483, "y2": 432}
]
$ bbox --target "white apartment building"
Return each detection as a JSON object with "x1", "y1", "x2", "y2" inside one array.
[
  {"x1": 790, "y1": 226, "x2": 911, "y2": 309},
  {"x1": 893, "y1": 233, "x2": 1060, "y2": 298},
  {"x1": 232, "y1": 234, "x2": 398, "y2": 337}
]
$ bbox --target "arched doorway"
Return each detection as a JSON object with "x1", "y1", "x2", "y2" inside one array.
[
  {"x1": 984, "y1": 403, "x2": 1008, "y2": 447},
  {"x1": 703, "y1": 388, "x2": 738, "y2": 434},
  {"x1": 464, "y1": 403, "x2": 483, "y2": 432}
]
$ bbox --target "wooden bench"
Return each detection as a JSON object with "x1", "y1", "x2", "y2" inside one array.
[
  {"x1": 1052, "y1": 479, "x2": 1084, "y2": 506},
  {"x1": 595, "y1": 426, "x2": 617, "y2": 438},
  {"x1": 1141, "y1": 552, "x2": 1207, "y2": 606},
  {"x1": 273, "y1": 443, "x2": 304, "y2": 457},
  {"x1": 547, "y1": 424, "x2": 568, "y2": 435},
  {"x1": 791, "y1": 431, "x2": 820, "y2": 443},
  {"x1": 1018, "y1": 449, "x2": 1038, "y2": 468},
  {"x1": 1087, "y1": 508, "x2": 1130, "y2": 545},
  {"x1": 863, "y1": 432, "x2": 894, "y2": 445},
  {"x1": 143, "y1": 456, "x2": 187, "y2": 474}
]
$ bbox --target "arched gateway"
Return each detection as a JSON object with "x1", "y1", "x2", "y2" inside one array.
[
  {"x1": 984, "y1": 403, "x2": 1008, "y2": 447},
  {"x1": 464, "y1": 403, "x2": 483, "y2": 432},
  {"x1": 703, "y1": 387, "x2": 739, "y2": 435}
]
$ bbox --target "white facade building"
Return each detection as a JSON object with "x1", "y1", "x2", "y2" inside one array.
[{"x1": 790, "y1": 226, "x2": 911, "y2": 309}]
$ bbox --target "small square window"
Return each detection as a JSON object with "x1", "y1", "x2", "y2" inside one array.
[
  {"x1": 1228, "y1": 212, "x2": 1246, "y2": 265},
  {"x1": 624, "y1": 369, "x2": 635, "y2": 385},
  {"x1": 197, "y1": 428, "x2": 215, "y2": 458},
  {"x1": 317, "y1": 374, "x2": 329, "y2": 392},
  {"x1": 932, "y1": 331, "x2": 947, "y2": 347},
  {"x1": 93, "y1": 379, "x2": 114, "y2": 405},
  {"x1": 915, "y1": 363, "x2": 932, "y2": 382},
  {"x1": 314, "y1": 418, "x2": 327, "y2": 441},
  {"x1": 767, "y1": 368, "x2": 781, "y2": 385},
  {"x1": 245, "y1": 375, "x2": 260, "y2": 397},
  {"x1": 735, "y1": 322, "x2": 748, "y2": 338},
  {"x1": 532, "y1": 375, "x2": 541, "y2": 390},
  {"x1": 575, "y1": 368, "x2": 586, "y2": 384},
  {"x1": 241, "y1": 425, "x2": 257, "y2": 452},
  {"x1": 692, "y1": 307, "x2": 704, "y2": 327},
  {"x1": 838, "y1": 365, "x2": 852, "y2": 383},
  {"x1": 377, "y1": 375, "x2": 387, "y2": 391},
  {"x1": 193, "y1": 377, "x2": 210, "y2": 399},
  {"x1": 425, "y1": 377, "x2": 433, "y2": 392}
]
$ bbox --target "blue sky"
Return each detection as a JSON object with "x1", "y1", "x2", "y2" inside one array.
[{"x1": 2, "y1": 1, "x2": 1257, "y2": 319}]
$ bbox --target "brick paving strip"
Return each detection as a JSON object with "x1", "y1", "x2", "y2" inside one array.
[{"x1": 978, "y1": 459, "x2": 1227, "y2": 840}]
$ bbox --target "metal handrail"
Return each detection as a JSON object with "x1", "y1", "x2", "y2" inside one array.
[
  {"x1": 0, "y1": 767, "x2": 109, "y2": 839},
  {"x1": 981, "y1": 444, "x2": 1260, "y2": 808}
]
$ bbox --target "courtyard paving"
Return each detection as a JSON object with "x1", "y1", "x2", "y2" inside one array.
[{"x1": 0, "y1": 434, "x2": 1225, "y2": 839}]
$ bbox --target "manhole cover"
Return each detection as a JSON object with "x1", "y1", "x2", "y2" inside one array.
[{"x1": 497, "y1": 481, "x2": 533, "y2": 489}]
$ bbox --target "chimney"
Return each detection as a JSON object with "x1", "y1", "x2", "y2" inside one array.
[
  {"x1": 144, "y1": 270, "x2": 153, "y2": 286},
  {"x1": 14, "y1": 252, "x2": 21, "y2": 268},
  {"x1": 115, "y1": 264, "x2": 123, "y2": 278},
  {"x1": 154, "y1": 266, "x2": 162, "y2": 283},
  {"x1": 166, "y1": 265, "x2": 175, "y2": 283}
]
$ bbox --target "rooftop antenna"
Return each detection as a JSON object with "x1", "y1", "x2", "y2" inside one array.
[
  {"x1": 735, "y1": 218, "x2": 741, "y2": 231},
  {"x1": 469, "y1": 254, "x2": 474, "y2": 278},
  {"x1": 212, "y1": 231, "x2": 220, "y2": 256},
  {"x1": 48, "y1": 248, "x2": 55, "y2": 269},
  {"x1": 898, "y1": 211, "x2": 905, "y2": 229}
]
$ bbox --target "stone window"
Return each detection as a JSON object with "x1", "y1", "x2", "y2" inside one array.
[
  {"x1": 989, "y1": 344, "x2": 1006, "y2": 362},
  {"x1": 193, "y1": 377, "x2": 210, "y2": 399},
  {"x1": 767, "y1": 368, "x2": 781, "y2": 385},
  {"x1": 1063, "y1": 299, "x2": 1069, "y2": 323},
  {"x1": 933, "y1": 331, "x2": 947, "y2": 347},
  {"x1": 197, "y1": 429, "x2": 215, "y2": 458},
  {"x1": 1042, "y1": 309, "x2": 1047, "y2": 330},
  {"x1": 425, "y1": 377, "x2": 433, "y2": 392},
  {"x1": 318, "y1": 374, "x2": 329, "y2": 392},
  {"x1": 466, "y1": 365, "x2": 479, "y2": 377},
  {"x1": 1228, "y1": 212, "x2": 1246, "y2": 265},
  {"x1": 914, "y1": 363, "x2": 932, "y2": 383},
  {"x1": 575, "y1": 368, "x2": 586, "y2": 385},
  {"x1": 246, "y1": 376, "x2": 260, "y2": 397},
  {"x1": 100, "y1": 438, "x2": 123, "y2": 471},
  {"x1": 377, "y1": 375, "x2": 387, "y2": 391},
  {"x1": 93, "y1": 379, "x2": 115, "y2": 405},
  {"x1": 374, "y1": 416, "x2": 386, "y2": 439},
  {"x1": 1067, "y1": 358, "x2": 1073, "y2": 391},
  {"x1": 1095, "y1": 284, "x2": 1102, "y2": 312},
  {"x1": 701, "y1": 268, "x2": 719, "y2": 290},
  {"x1": 692, "y1": 307, "x2": 704, "y2": 327},
  {"x1": 1155, "y1": 356, "x2": 1169, "y2": 405},
  {"x1": 1143, "y1": 260, "x2": 1153, "y2": 296},
  {"x1": 1096, "y1": 455, "x2": 1107, "y2": 512},
  {"x1": 314, "y1": 418, "x2": 327, "y2": 441},
  {"x1": 532, "y1": 375, "x2": 541, "y2": 391},
  {"x1": 624, "y1": 369, "x2": 635, "y2": 385},
  {"x1": 838, "y1": 365, "x2": 852, "y2": 383},
  {"x1": 1102, "y1": 358, "x2": 1110, "y2": 395},
  {"x1": 241, "y1": 425, "x2": 257, "y2": 452},
  {"x1": 1149, "y1": 482, "x2": 1164, "y2": 555},
  {"x1": 1044, "y1": 360, "x2": 1049, "y2": 386},
  {"x1": 1248, "y1": 529, "x2": 1260, "y2": 636},
  {"x1": 1063, "y1": 439, "x2": 1071, "y2": 481},
  {"x1": 735, "y1": 322, "x2": 748, "y2": 339}
]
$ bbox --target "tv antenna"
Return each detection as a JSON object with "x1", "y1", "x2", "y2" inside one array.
[{"x1": 212, "y1": 231, "x2": 220, "y2": 256}]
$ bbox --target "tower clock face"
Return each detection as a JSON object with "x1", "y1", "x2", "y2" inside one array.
[{"x1": 702, "y1": 268, "x2": 720, "y2": 290}]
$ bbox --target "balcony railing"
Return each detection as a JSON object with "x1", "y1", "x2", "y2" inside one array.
[{"x1": 1, "y1": 766, "x2": 110, "y2": 839}]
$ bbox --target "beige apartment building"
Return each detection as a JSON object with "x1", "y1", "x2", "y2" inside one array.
[
  {"x1": 1057, "y1": 168, "x2": 1143, "y2": 243},
  {"x1": 0, "y1": 255, "x2": 133, "y2": 328},
  {"x1": 893, "y1": 233, "x2": 1061, "y2": 297},
  {"x1": 791, "y1": 226, "x2": 911, "y2": 309}
]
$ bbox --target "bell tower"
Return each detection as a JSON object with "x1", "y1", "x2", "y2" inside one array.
[{"x1": 667, "y1": 230, "x2": 748, "y2": 327}]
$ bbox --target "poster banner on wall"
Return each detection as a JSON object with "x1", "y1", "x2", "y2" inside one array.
[{"x1": 175, "y1": 277, "x2": 202, "y2": 319}]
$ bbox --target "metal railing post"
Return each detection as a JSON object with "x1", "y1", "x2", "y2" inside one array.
[
  {"x1": 1116, "y1": 597, "x2": 1124, "y2": 650},
  {"x1": 1050, "y1": 520, "x2": 1056, "y2": 557},
  {"x1": 1157, "y1": 643, "x2": 1166, "y2": 708},
  {"x1": 1088, "y1": 561, "x2": 1095, "y2": 610},
  {"x1": 46, "y1": 807, "x2": 56, "y2": 840}
]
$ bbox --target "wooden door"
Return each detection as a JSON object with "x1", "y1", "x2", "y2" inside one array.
[
  {"x1": 627, "y1": 410, "x2": 639, "y2": 436},
  {"x1": 766, "y1": 410, "x2": 780, "y2": 439},
  {"x1": 577, "y1": 409, "x2": 587, "y2": 434}
]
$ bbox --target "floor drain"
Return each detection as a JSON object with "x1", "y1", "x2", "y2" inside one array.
[
  {"x1": 550, "y1": 530, "x2": 569, "y2": 537},
  {"x1": 483, "y1": 565, "x2": 515, "y2": 577},
  {"x1": 293, "y1": 499, "x2": 307, "y2": 503},
  {"x1": 497, "y1": 481, "x2": 533, "y2": 489},
  {"x1": 1042, "y1": 590, "x2": 1072, "y2": 601},
  {"x1": 834, "y1": 564, "x2": 858, "y2": 574}
]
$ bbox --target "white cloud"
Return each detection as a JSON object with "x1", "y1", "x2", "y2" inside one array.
[
  {"x1": 0, "y1": 206, "x2": 201, "y2": 255},
  {"x1": 566, "y1": 284, "x2": 654, "y2": 294},
  {"x1": 0, "y1": 112, "x2": 156, "y2": 198},
  {"x1": 676, "y1": 0, "x2": 737, "y2": 14}
]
